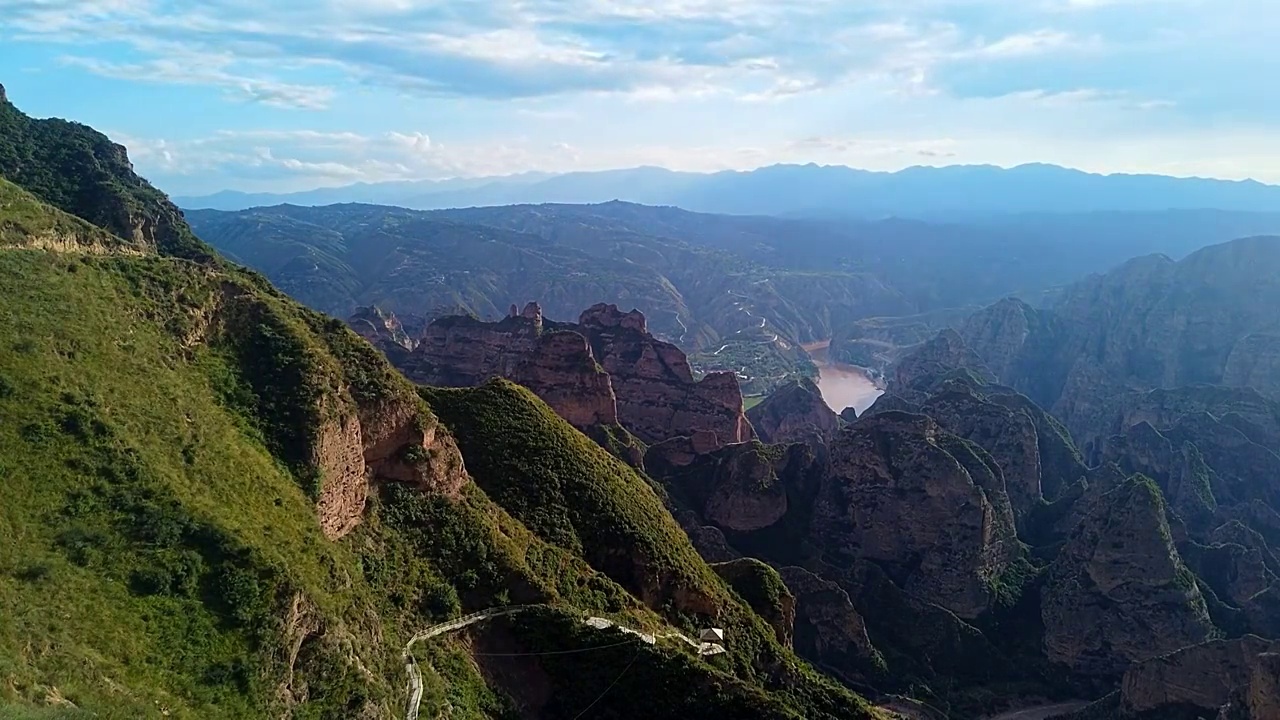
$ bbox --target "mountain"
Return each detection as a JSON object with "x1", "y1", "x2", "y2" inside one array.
[
  {"x1": 13, "y1": 84, "x2": 1280, "y2": 720},
  {"x1": 952, "y1": 236, "x2": 1280, "y2": 455},
  {"x1": 173, "y1": 173, "x2": 554, "y2": 212},
  {"x1": 184, "y1": 201, "x2": 916, "y2": 396},
  {"x1": 0, "y1": 85, "x2": 885, "y2": 720},
  {"x1": 175, "y1": 162, "x2": 1280, "y2": 220},
  {"x1": 186, "y1": 200, "x2": 1280, "y2": 401}
]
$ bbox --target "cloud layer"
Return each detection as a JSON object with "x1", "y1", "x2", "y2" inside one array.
[{"x1": 3, "y1": 0, "x2": 1276, "y2": 193}]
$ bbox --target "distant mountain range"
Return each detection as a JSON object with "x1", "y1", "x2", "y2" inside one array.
[
  {"x1": 184, "y1": 199, "x2": 1280, "y2": 397},
  {"x1": 175, "y1": 163, "x2": 1280, "y2": 219}
]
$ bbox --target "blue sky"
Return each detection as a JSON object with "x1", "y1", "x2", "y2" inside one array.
[{"x1": 2, "y1": 0, "x2": 1276, "y2": 195}]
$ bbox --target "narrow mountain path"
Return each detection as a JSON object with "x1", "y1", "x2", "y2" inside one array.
[{"x1": 401, "y1": 606, "x2": 725, "y2": 720}]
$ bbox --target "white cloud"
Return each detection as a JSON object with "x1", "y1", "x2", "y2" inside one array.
[
  {"x1": 4, "y1": 0, "x2": 1114, "y2": 105},
  {"x1": 970, "y1": 29, "x2": 1094, "y2": 58},
  {"x1": 57, "y1": 53, "x2": 334, "y2": 109}
]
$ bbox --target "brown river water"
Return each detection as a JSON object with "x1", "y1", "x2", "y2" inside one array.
[
  {"x1": 802, "y1": 340, "x2": 884, "y2": 416},
  {"x1": 815, "y1": 362, "x2": 884, "y2": 416}
]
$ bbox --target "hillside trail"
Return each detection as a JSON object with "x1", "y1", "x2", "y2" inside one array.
[{"x1": 400, "y1": 605, "x2": 726, "y2": 720}]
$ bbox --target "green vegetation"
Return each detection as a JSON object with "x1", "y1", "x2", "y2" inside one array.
[
  {"x1": 0, "y1": 96, "x2": 886, "y2": 719},
  {"x1": 0, "y1": 248, "x2": 378, "y2": 717},
  {"x1": 0, "y1": 95, "x2": 209, "y2": 260},
  {"x1": 0, "y1": 179, "x2": 125, "y2": 251},
  {"x1": 712, "y1": 559, "x2": 794, "y2": 640},
  {"x1": 424, "y1": 380, "x2": 722, "y2": 592},
  {"x1": 421, "y1": 381, "x2": 880, "y2": 718}
]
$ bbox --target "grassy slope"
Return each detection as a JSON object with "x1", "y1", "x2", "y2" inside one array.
[
  {"x1": 0, "y1": 172, "x2": 883, "y2": 720},
  {"x1": 0, "y1": 179, "x2": 126, "y2": 251},
  {"x1": 0, "y1": 243, "x2": 702, "y2": 718},
  {"x1": 422, "y1": 381, "x2": 880, "y2": 719}
]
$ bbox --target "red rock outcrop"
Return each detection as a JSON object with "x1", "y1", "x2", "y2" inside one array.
[
  {"x1": 577, "y1": 303, "x2": 753, "y2": 447},
  {"x1": 314, "y1": 396, "x2": 468, "y2": 540},
  {"x1": 396, "y1": 301, "x2": 751, "y2": 449},
  {"x1": 397, "y1": 302, "x2": 620, "y2": 430}
]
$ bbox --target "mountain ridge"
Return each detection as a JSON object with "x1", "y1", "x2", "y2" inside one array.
[{"x1": 174, "y1": 162, "x2": 1280, "y2": 219}]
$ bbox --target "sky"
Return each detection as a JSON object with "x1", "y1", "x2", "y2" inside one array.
[{"x1": 2, "y1": 0, "x2": 1279, "y2": 196}]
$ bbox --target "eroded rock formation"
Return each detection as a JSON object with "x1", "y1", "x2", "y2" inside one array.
[
  {"x1": 1119, "y1": 636, "x2": 1280, "y2": 716},
  {"x1": 397, "y1": 303, "x2": 620, "y2": 430},
  {"x1": 779, "y1": 566, "x2": 884, "y2": 687},
  {"x1": 889, "y1": 328, "x2": 997, "y2": 395},
  {"x1": 348, "y1": 305, "x2": 416, "y2": 365},
  {"x1": 814, "y1": 411, "x2": 1020, "y2": 619},
  {"x1": 579, "y1": 303, "x2": 754, "y2": 447},
  {"x1": 1041, "y1": 477, "x2": 1215, "y2": 676},
  {"x1": 314, "y1": 396, "x2": 468, "y2": 540},
  {"x1": 921, "y1": 382, "x2": 1044, "y2": 528},
  {"x1": 748, "y1": 377, "x2": 841, "y2": 447},
  {"x1": 653, "y1": 441, "x2": 820, "y2": 535}
]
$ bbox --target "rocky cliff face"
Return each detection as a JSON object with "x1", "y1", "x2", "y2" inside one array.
[
  {"x1": 1042, "y1": 477, "x2": 1215, "y2": 676},
  {"x1": 921, "y1": 383, "x2": 1043, "y2": 528},
  {"x1": 396, "y1": 302, "x2": 620, "y2": 430},
  {"x1": 314, "y1": 396, "x2": 468, "y2": 540},
  {"x1": 889, "y1": 329, "x2": 997, "y2": 395},
  {"x1": 956, "y1": 239, "x2": 1280, "y2": 447},
  {"x1": 394, "y1": 302, "x2": 752, "y2": 448},
  {"x1": 653, "y1": 440, "x2": 820, "y2": 535},
  {"x1": 348, "y1": 305, "x2": 417, "y2": 366},
  {"x1": 1249, "y1": 653, "x2": 1280, "y2": 719},
  {"x1": 349, "y1": 306, "x2": 415, "y2": 351},
  {"x1": 1102, "y1": 422, "x2": 1219, "y2": 532},
  {"x1": 814, "y1": 411, "x2": 1020, "y2": 619},
  {"x1": 1119, "y1": 636, "x2": 1280, "y2": 716},
  {"x1": 747, "y1": 377, "x2": 840, "y2": 447},
  {"x1": 578, "y1": 303, "x2": 754, "y2": 447},
  {"x1": 779, "y1": 566, "x2": 885, "y2": 686}
]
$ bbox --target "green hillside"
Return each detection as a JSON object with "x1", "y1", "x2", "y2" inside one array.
[{"x1": 0, "y1": 91, "x2": 886, "y2": 720}]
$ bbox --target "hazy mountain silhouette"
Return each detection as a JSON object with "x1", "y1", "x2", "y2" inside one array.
[{"x1": 175, "y1": 163, "x2": 1280, "y2": 219}]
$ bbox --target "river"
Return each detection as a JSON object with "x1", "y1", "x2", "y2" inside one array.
[
  {"x1": 816, "y1": 363, "x2": 884, "y2": 416},
  {"x1": 803, "y1": 340, "x2": 885, "y2": 416}
]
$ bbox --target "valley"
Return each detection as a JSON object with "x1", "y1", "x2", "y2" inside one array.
[{"x1": 3, "y1": 79, "x2": 1280, "y2": 720}]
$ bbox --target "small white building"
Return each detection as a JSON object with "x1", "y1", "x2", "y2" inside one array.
[{"x1": 699, "y1": 628, "x2": 725, "y2": 644}]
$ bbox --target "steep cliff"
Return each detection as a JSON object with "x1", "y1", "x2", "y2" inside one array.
[
  {"x1": 578, "y1": 303, "x2": 755, "y2": 447},
  {"x1": 956, "y1": 239, "x2": 1280, "y2": 447},
  {"x1": 921, "y1": 383, "x2": 1044, "y2": 528},
  {"x1": 1119, "y1": 636, "x2": 1280, "y2": 716},
  {"x1": 1041, "y1": 478, "x2": 1215, "y2": 677},
  {"x1": 348, "y1": 305, "x2": 416, "y2": 364},
  {"x1": 815, "y1": 411, "x2": 1021, "y2": 619},
  {"x1": 398, "y1": 302, "x2": 621, "y2": 430},
  {"x1": 778, "y1": 566, "x2": 886, "y2": 687},
  {"x1": 748, "y1": 376, "x2": 841, "y2": 447},
  {"x1": 889, "y1": 329, "x2": 997, "y2": 396}
]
